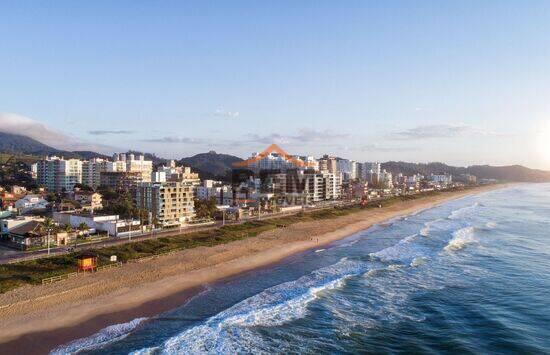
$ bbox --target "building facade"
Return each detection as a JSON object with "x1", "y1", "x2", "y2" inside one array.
[
  {"x1": 135, "y1": 180, "x2": 196, "y2": 228},
  {"x1": 36, "y1": 156, "x2": 83, "y2": 192}
]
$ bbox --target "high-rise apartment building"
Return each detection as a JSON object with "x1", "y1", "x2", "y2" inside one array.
[
  {"x1": 110, "y1": 153, "x2": 153, "y2": 182},
  {"x1": 135, "y1": 180, "x2": 196, "y2": 227},
  {"x1": 82, "y1": 158, "x2": 108, "y2": 189},
  {"x1": 36, "y1": 156, "x2": 83, "y2": 192}
]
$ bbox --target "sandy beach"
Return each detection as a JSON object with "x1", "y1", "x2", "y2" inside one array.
[{"x1": 0, "y1": 185, "x2": 506, "y2": 354}]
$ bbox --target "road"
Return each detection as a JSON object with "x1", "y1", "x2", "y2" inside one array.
[{"x1": 0, "y1": 200, "x2": 358, "y2": 265}]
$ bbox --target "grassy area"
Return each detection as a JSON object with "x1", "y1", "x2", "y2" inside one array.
[{"x1": 0, "y1": 188, "x2": 467, "y2": 294}]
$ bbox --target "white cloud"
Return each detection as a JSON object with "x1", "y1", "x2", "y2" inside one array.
[
  {"x1": 246, "y1": 128, "x2": 349, "y2": 145},
  {"x1": 142, "y1": 136, "x2": 205, "y2": 144},
  {"x1": 391, "y1": 124, "x2": 476, "y2": 140},
  {"x1": 214, "y1": 108, "x2": 240, "y2": 118},
  {"x1": 89, "y1": 130, "x2": 134, "y2": 135},
  {"x1": 0, "y1": 112, "x2": 116, "y2": 153}
]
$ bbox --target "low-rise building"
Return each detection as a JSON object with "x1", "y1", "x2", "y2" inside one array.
[
  {"x1": 73, "y1": 191, "x2": 103, "y2": 211},
  {"x1": 6, "y1": 220, "x2": 75, "y2": 250},
  {"x1": 0, "y1": 192, "x2": 20, "y2": 210},
  {"x1": 1, "y1": 216, "x2": 45, "y2": 237},
  {"x1": 52, "y1": 212, "x2": 141, "y2": 237},
  {"x1": 14, "y1": 195, "x2": 49, "y2": 214}
]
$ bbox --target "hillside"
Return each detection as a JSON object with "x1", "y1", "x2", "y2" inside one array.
[
  {"x1": 381, "y1": 161, "x2": 550, "y2": 182},
  {"x1": 0, "y1": 132, "x2": 63, "y2": 156},
  {"x1": 0, "y1": 132, "x2": 108, "y2": 160},
  {"x1": 178, "y1": 151, "x2": 243, "y2": 180}
]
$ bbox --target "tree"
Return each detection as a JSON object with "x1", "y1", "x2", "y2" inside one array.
[
  {"x1": 78, "y1": 222, "x2": 89, "y2": 236},
  {"x1": 194, "y1": 197, "x2": 218, "y2": 219}
]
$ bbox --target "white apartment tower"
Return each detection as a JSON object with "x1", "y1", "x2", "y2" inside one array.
[{"x1": 36, "y1": 156, "x2": 83, "y2": 192}]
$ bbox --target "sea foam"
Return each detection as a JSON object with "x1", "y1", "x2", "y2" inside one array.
[
  {"x1": 50, "y1": 317, "x2": 148, "y2": 355},
  {"x1": 153, "y1": 257, "x2": 367, "y2": 354},
  {"x1": 444, "y1": 226, "x2": 476, "y2": 252}
]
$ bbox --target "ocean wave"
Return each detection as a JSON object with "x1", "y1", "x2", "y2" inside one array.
[
  {"x1": 369, "y1": 234, "x2": 421, "y2": 263},
  {"x1": 444, "y1": 226, "x2": 476, "y2": 252},
  {"x1": 485, "y1": 221, "x2": 497, "y2": 229},
  {"x1": 419, "y1": 218, "x2": 444, "y2": 236},
  {"x1": 410, "y1": 256, "x2": 427, "y2": 267},
  {"x1": 151, "y1": 258, "x2": 368, "y2": 354},
  {"x1": 448, "y1": 202, "x2": 479, "y2": 220},
  {"x1": 338, "y1": 239, "x2": 360, "y2": 248},
  {"x1": 50, "y1": 317, "x2": 148, "y2": 355}
]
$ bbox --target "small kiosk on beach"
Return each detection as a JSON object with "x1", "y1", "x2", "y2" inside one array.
[{"x1": 76, "y1": 252, "x2": 98, "y2": 272}]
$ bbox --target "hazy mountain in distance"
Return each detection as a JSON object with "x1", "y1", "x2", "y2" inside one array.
[
  {"x1": 1, "y1": 131, "x2": 549, "y2": 182},
  {"x1": 0, "y1": 132, "x2": 109, "y2": 160},
  {"x1": 382, "y1": 161, "x2": 550, "y2": 182}
]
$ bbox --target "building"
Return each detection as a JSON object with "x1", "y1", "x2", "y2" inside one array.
[
  {"x1": 378, "y1": 169, "x2": 393, "y2": 189},
  {"x1": 135, "y1": 180, "x2": 196, "y2": 228},
  {"x1": 36, "y1": 156, "x2": 83, "y2": 192},
  {"x1": 10, "y1": 186, "x2": 27, "y2": 195},
  {"x1": 52, "y1": 212, "x2": 140, "y2": 237},
  {"x1": 430, "y1": 174, "x2": 453, "y2": 187},
  {"x1": 457, "y1": 174, "x2": 477, "y2": 185},
  {"x1": 318, "y1": 155, "x2": 338, "y2": 173},
  {"x1": 0, "y1": 216, "x2": 45, "y2": 237},
  {"x1": 157, "y1": 165, "x2": 200, "y2": 184},
  {"x1": 195, "y1": 180, "x2": 233, "y2": 205},
  {"x1": 73, "y1": 191, "x2": 103, "y2": 211},
  {"x1": 82, "y1": 158, "x2": 109, "y2": 189},
  {"x1": 14, "y1": 195, "x2": 49, "y2": 214},
  {"x1": 110, "y1": 153, "x2": 153, "y2": 182},
  {"x1": 6, "y1": 220, "x2": 75, "y2": 250},
  {"x1": 100, "y1": 171, "x2": 143, "y2": 192},
  {"x1": 233, "y1": 145, "x2": 343, "y2": 207},
  {"x1": 0, "y1": 191, "x2": 20, "y2": 210}
]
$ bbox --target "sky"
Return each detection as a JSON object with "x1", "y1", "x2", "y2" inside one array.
[{"x1": 1, "y1": 1, "x2": 550, "y2": 169}]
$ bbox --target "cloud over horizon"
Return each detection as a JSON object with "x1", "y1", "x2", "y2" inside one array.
[
  {"x1": 88, "y1": 130, "x2": 134, "y2": 135},
  {"x1": 246, "y1": 128, "x2": 349, "y2": 145},
  {"x1": 0, "y1": 112, "x2": 117, "y2": 153},
  {"x1": 391, "y1": 124, "x2": 475, "y2": 140},
  {"x1": 142, "y1": 136, "x2": 205, "y2": 144}
]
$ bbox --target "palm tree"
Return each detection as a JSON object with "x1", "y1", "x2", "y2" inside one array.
[{"x1": 42, "y1": 218, "x2": 56, "y2": 255}]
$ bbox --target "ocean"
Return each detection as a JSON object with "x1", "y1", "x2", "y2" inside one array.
[{"x1": 52, "y1": 184, "x2": 550, "y2": 354}]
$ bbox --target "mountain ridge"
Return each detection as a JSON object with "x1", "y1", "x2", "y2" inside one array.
[{"x1": 1, "y1": 131, "x2": 549, "y2": 182}]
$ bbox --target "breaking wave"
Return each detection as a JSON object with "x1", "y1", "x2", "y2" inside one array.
[
  {"x1": 420, "y1": 218, "x2": 444, "y2": 237},
  {"x1": 50, "y1": 317, "x2": 148, "y2": 355},
  {"x1": 448, "y1": 203, "x2": 479, "y2": 220},
  {"x1": 444, "y1": 227, "x2": 476, "y2": 252},
  {"x1": 151, "y1": 258, "x2": 368, "y2": 354},
  {"x1": 369, "y1": 233, "x2": 422, "y2": 263}
]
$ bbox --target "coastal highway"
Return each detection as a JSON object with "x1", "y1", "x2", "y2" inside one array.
[{"x1": 0, "y1": 199, "x2": 362, "y2": 265}]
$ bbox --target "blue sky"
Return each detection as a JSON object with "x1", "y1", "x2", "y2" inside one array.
[{"x1": 1, "y1": 1, "x2": 550, "y2": 169}]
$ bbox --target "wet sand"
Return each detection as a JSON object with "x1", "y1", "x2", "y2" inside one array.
[{"x1": 0, "y1": 185, "x2": 506, "y2": 354}]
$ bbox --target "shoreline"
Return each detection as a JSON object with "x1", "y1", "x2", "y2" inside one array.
[{"x1": 0, "y1": 184, "x2": 508, "y2": 354}]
